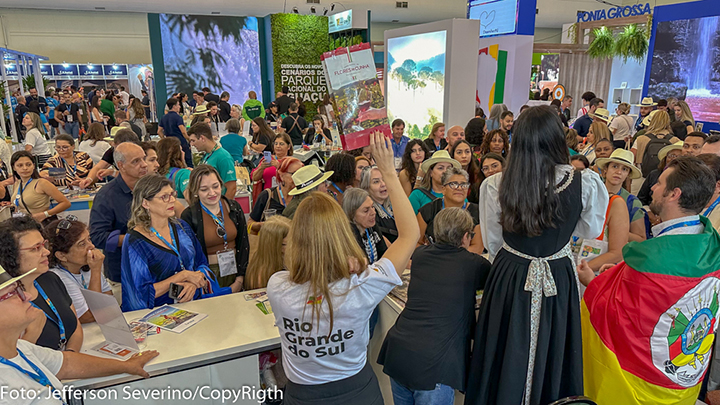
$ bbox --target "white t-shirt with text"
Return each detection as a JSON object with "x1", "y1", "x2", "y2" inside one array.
[
  {"x1": 50, "y1": 267, "x2": 112, "y2": 318},
  {"x1": 0, "y1": 339, "x2": 64, "y2": 405},
  {"x1": 267, "y1": 258, "x2": 401, "y2": 385}
]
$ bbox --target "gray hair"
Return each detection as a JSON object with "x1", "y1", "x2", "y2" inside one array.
[
  {"x1": 434, "y1": 207, "x2": 474, "y2": 247},
  {"x1": 113, "y1": 148, "x2": 126, "y2": 165},
  {"x1": 127, "y1": 175, "x2": 175, "y2": 230},
  {"x1": 359, "y1": 166, "x2": 392, "y2": 213},
  {"x1": 441, "y1": 167, "x2": 469, "y2": 185},
  {"x1": 342, "y1": 188, "x2": 371, "y2": 222},
  {"x1": 225, "y1": 118, "x2": 242, "y2": 134}
]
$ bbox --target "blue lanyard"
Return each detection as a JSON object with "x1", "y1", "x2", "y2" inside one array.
[
  {"x1": 378, "y1": 204, "x2": 393, "y2": 219},
  {"x1": 200, "y1": 202, "x2": 226, "y2": 244},
  {"x1": 442, "y1": 199, "x2": 467, "y2": 210},
  {"x1": 31, "y1": 281, "x2": 67, "y2": 350},
  {"x1": 656, "y1": 220, "x2": 702, "y2": 237},
  {"x1": 60, "y1": 157, "x2": 77, "y2": 178},
  {"x1": 277, "y1": 187, "x2": 286, "y2": 206},
  {"x1": 150, "y1": 224, "x2": 185, "y2": 270},
  {"x1": 0, "y1": 349, "x2": 64, "y2": 403},
  {"x1": 365, "y1": 229, "x2": 375, "y2": 263},
  {"x1": 14, "y1": 178, "x2": 33, "y2": 208},
  {"x1": 57, "y1": 265, "x2": 87, "y2": 289},
  {"x1": 330, "y1": 182, "x2": 344, "y2": 195},
  {"x1": 704, "y1": 196, "x2": 720, "y2": 217}
]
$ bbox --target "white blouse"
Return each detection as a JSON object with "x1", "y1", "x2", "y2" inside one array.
[{"x1": 478, "y1": 164, "x2": 608, "y2": 262}]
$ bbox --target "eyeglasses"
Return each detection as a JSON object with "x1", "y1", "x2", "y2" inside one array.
[
  {"x1": 55, "y1": 215, "x2": 78, "y2": 235},
  {"x1": 54, "y1": 145, "x2": 72, "y2": 151},
  {"x1": 444, "y1": 182, "x2": 470, "y2": 190},
  {"x1": 154, "y1": 191, "x2": 177, "y2": 203},
  {"x1": 0, "y1": 281, "x2": 28, "y2": 304},
  {"x1": 19, "y1": 240, "x2": 49, "y2": 253}
]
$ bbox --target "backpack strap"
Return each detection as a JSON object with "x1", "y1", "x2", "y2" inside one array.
[
  {"x1": 418, "y1": 187, "x2": 438, "y2": 201},
  {"x1": 168, "y1": 167, "x2": 180, "y2": 181},
  {"x1": 599, "y1": 195, "x2": 623, "y2": 240}
]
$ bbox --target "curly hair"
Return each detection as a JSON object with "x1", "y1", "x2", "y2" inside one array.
[
  {"x1": 480, "y1": 129, "x2": 509, "y2": 157},
  {"x1": 0, "y1": 216, "x2": 44, "y2": 276},
  {"x1": 400, "y1": 139, "x2": 429, "y2": 185},
  {"x1": 465, "y1": 117, "x2": 486, "y2": 146},
  {"x1": 326, "y1": 153, "x2": 356, "y2": 184},
  {"x1": 46, "y1": 218, "x2": 88, "y2": 268},
  {"x1": 157, "y1": 137, "x2": 186, "y2": 176}
]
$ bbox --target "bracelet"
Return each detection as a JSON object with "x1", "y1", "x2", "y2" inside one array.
[
  {"x1": 415, "y1": 176, "x2": 423, "y2": 182},
  {"x1": 44, "y1": 211, "x2": 49, "y2": 218}
]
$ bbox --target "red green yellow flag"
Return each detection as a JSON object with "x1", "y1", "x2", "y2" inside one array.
[{"x1": 582, "y1": 216, "x2": 720, "y2": 404}]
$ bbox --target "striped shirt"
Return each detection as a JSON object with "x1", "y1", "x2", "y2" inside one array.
[{"x1": 42, "y1": 151, "x2": 94, "y2": 187}]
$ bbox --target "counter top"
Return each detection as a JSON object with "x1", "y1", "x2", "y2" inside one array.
[{"x1": 68, "y1": 289, "x2": 280, "y2": 389}]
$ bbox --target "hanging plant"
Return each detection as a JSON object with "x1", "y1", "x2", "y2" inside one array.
[
  {"x1": 587, "y1": 26, "x2": 615, "y2": 59},
  {"x1": 645, "y1": 15, "x2": 653, "y2": 39},
  {"x1": 614, "y1": 24, "x2": 649, "y2": 63}
]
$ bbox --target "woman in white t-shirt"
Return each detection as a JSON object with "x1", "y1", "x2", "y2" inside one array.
[
  {"x1": 608, "y1": 102, "x2": 635, "y2": 149},
  {"x1": 78, "y1": 123, "x2": 112, "y2": 164},
  {"x1": 47, "y1": 217, "x2": 112, "y2": 324},
  {"x1": 0, "y1": 265, "x2": 158, "y2": 405},
  {"x1": 22, "y1": 112, "x2": 51, "y2": 166},
  {"x1": 267, "y1": 132, "x2": 420, "y2": 405}
]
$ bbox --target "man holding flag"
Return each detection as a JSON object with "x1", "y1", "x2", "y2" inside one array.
[{"x1": 578, "y1": 156, "x2": 720, "y2": 404}]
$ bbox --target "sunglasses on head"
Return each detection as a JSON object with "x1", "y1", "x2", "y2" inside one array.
[{"x1": 55, "y1": 215, "x2": 78, "y2": 235}]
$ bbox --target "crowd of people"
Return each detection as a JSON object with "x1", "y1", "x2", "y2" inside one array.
[{"x1": 2, "y1": 79, "x2": 720, "y2": 405}]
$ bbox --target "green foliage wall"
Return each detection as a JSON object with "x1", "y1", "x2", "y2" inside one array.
[{"x1": 270, "y1": 14, "x2": 330, "y2": 118}]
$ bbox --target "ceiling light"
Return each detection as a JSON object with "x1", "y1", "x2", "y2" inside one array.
[
  {"x1": 62, "y1": 63, "x2": 69, "y2": 68},
  {"x1": 292, "y1": 7, "x2": 299, "y2": 13},
  {"x1": 330, "y1": 4, "x2": 335, "y2": 11},
  {"x1": 323, "y1": 7, "x2": 328, "y2": 15}
]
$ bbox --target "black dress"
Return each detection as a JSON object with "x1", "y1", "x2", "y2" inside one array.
[{"x1": 464, "y1": 170, "x2": 583, "y2": 405}]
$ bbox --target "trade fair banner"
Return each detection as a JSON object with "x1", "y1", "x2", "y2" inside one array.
[
  {"x1": 321, "y1": 43, "x2": 390, "y2": 150},
  {"x1": 269, "y1": 14, "x2": 329, "y2": 117}
]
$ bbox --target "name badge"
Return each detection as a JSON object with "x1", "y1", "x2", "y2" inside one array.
[
  {"x1": 217, "y1": 249, "x2": 237, "y2": 277},
  {"x1": 67, "y1": 115, "x2": 73, "y2": 122},
  {"x1": 394, "y1": 157, "x2": 402, "y2": 170}
]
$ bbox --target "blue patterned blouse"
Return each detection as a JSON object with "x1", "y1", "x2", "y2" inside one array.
[{"x1": 121, "y1": 219, "x2": 209, "y2": 311}]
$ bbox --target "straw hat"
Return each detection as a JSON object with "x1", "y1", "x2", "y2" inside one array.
[
  {"x1": 104, "y1": 126, "x2": 123, "y2": 141},
  {"x1": 420, "y1": 150, "x2": 461, "y2": 174},
  {"x1": 0, "y1": 265, "x2": 37, "y2": 292},
  {"x1": 658, "y1": 141, "x2": 684, "y2": 162},
  {"x1": 636, "y1": 97, "x2": 657, "y2": 107},
  {"x1": 642, "y1": 110, "x2": 659, "y2": 127},
  {"x1": 193, "y1": 105, "x2": 209, "y2": 115},
  {"x1": 288, "y1": 165, "x2": 334, "y2": 196},
  {"x1": 595, "y1": 149, "x2": 642, "y2": 179},
  {"x1": 589, "y1": 108, "x2": 611, "y2": 122}
]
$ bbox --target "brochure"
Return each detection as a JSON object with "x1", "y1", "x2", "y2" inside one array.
[
  {"x1": 139, "y1": 305, "x2": 207, "y2": 334},
  {"x1": 91, "y1": 341, "x2": 137, "y2": 360}
]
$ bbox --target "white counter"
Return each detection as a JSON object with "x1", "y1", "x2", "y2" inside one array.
[{"x1": 66, "y1": 290, "x2": 280, "y2": 404}]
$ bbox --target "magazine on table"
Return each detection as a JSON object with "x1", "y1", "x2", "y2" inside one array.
[{"x1": 139, "y1": 305, "x2": 207, "y2": 334}]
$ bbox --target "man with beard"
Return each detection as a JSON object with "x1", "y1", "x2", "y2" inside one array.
[{"x1": 577, "y1": 156, "x2": 720, "y2": 404}]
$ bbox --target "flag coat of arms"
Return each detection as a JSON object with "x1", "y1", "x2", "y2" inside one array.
[{"x1": 582, "y1": 216, "x2": 720, "y2": 404}]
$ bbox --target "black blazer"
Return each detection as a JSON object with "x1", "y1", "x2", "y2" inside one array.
[{"x1": 181, "y1": 196, "x2": 249, "y2": 277}]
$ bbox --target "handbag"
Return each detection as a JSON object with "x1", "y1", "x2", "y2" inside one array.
[{"x1": 197, "y1": 264, "x2": 232, "y2": 298}]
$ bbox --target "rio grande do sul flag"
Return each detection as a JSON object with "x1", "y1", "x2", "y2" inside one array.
[{"x1": 582, "y1": 216, "x2": 720, "y2": 404}]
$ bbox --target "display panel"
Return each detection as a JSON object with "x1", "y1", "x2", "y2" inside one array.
[
  {"x1": 468, "y1": 0, "x2": 519, "y2": 37},
  {"x1": 386, "y1": 30, "x2": 446, "y2": 139},
  {"x1": 158, "y1": 14, "x2": 262, "y2": 106},
  {"x1": 648, "y1": 15, "x2": 720, "y2": 123}
]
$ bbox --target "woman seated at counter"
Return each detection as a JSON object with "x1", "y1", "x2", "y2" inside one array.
[
  {"x1": 0, "y1": 266, "x2": 158, "y2": 403},
  {"x1": 6, "y1": 151, "x2": 70, "y2": 224},
  {"x1": 303, "y1": 115, "x2": 332, "y2": 145},
  {"x1": 378, "y1": 208, "x2": 491, "y2": 405},
  {"x1": 417, "y1": 167, "x2": 484, "y2": 255},
  {"x1": 46, "y1": 217, "x2": 112, "y2": 324},
  {"x1": 0, "y1": 216, "x2": 83, "y2": 352},
  {"x1": 251, "y1": 133, "x2": 294, "y2": 194},
  {"x1": 343, "y1": 188, "x2": 389, "y2": 265},
  {"x1": 121, "y1": 175, "x2": 210, "y2": 311},
  {"x1": 40, "y1": 134, "x2": 94, "y2": 187},
  {"x1": 157, "y1": 137, "x2": 192, "y2": 200},
  {"x1": 181, "y1": 165, "x2": 248, "y2": 290},
  {"x1": 359, "y1": 166, "x2": 398, "y2": 243},
  {"x1": 248, "y1": 117, "x2": 276, "y2": 154},
  {"x1": 22, "y1": 112, "x2": 52, "y2": 166},
  {"x1": 266, "y1": 132, "x2": 420, "y2": 405},
  {"x1": 248, "y1": 157, "x2": 303, "y2": 234},
  {"x1": 408, "y1": 150, "x2": 461, "y2": 214},
  {"x1": 244, "y1": 216, "x2": 291, "y2": 290}
]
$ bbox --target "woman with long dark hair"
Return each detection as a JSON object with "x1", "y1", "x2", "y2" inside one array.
[
  {"x1": 450, "y1": 139, "x2": 481, "y2": 203},
  {"x1": 398, "y1": 139, "x2": 429, "y2": 196},
  {"x1": 465, "y1": 106, "x2": 607, "y2": 405}
]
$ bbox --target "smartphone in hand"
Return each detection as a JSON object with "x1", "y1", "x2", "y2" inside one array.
[
  {"x1": 263, "y1": 151, "x2": 272, "y2": 163},
  {"x1": 168, "y1": 283, "x2": 184, "y2": 300}
]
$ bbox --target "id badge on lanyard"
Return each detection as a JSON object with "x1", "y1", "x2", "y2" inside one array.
[{"x1": 217, "y1": 249, "x2": 237, "y2": 277}]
